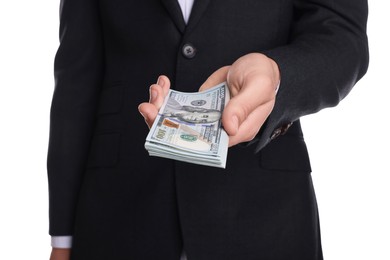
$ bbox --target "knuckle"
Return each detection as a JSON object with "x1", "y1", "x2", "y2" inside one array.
[
  {"x1": 243, "y1": 135, "x2": 255, "y2": 143},
  {"x1": 243, "y1": 130, "x2": 257, "y2": 142},
  {"x1": 230, "y1": 100, "x2": 250, "y2": 123},
  {"x1": 261, "y1": 76, "x2": 274, "y2": 88}
]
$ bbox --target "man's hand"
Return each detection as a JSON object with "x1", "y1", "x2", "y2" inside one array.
[
  {"x1": 50, "y1": 248, "x2": 70, "y2": 260},
  {"x1": 138, "y1": 53, "x2": 279, "y2": 147},
  {"x1": 138, "y1": 75, "x2": 171, "y2": 128},
  {"x1": 200, "y1": 53, "x2": 280, "y2": 147}
]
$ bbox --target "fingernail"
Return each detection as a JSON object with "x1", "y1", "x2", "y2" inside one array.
[
  {"x1": 157, "y1": 76, "x2": 165, "y2": 87},
  {"x1": 231, "y1": 115, "x2": 239, "y2": 134},
  {"x1": 150, "y1": 88, "x2": 157, "y2": 103}
]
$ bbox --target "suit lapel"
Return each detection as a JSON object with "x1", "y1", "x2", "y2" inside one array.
[
  {"x1": 161, "y1": 0, "x2": 212, "y2": 35},
  {"x1": 186, "y1": 0, "x2": 211, "y2": 33},
  {"x1": 161, "y1": 0, "x2": 186, "y2": 33}
]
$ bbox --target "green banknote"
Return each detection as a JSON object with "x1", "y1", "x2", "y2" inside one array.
[{"x1": 145, "y1": 82, "x2": 230, "y2": 168}]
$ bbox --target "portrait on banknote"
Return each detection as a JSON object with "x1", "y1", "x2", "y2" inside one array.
[{"x1": 162, "y1": 97, "x2": 222, "y2": 124}]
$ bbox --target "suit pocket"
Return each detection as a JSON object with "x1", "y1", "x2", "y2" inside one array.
[
  {"x1": 87, "y1": 132, "x2": 121, "y2": 168},
  {"x1": 259, "y1": 136, "x2": 312, "y2": 172}
]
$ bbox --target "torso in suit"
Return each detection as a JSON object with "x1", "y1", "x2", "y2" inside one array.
[{"x1": 48, "y1": 0, "x2": 369, "y2": 259}]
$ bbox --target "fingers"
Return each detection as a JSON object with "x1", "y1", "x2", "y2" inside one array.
[
  {"x1": 222, "y1": 78, "x2": 275, "y2": 136},
  {"x1": 218, "y1": 53, "x2": 279, "y2": 141},
  {"x1": 157, "y1": 75, "x2": 171, "y2": 97},
  {"x1": 138, "y1": 102, "x2": 159, "y2": 128},
  {"x1": 138, "y1": 75, "x2": 171, "y2": 128},
  {"x1": 199, "y1": 66, "x2": 230, "y2": 92},
  {"x1": 226, "y1": 100, "x2": 275, "y2": 147},
  {"x1": 149, "y1": 75, "x2": 171, "y2": 108}
]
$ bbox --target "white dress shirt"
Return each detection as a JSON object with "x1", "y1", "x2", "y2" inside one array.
[
  {"x1": 51, "y1": 0, "x2": 195, "y2": 255},
  {"x1": 177, "y1": 0, "x2": 194, "y2": 24}
]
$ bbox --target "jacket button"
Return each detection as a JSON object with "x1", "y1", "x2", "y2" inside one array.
[
  {"x1": 270, "y1": 128, "x2": 282, "y2": 140},
  {"x1": 182, "y1": 43, "x2": 196, "y2": 59}
]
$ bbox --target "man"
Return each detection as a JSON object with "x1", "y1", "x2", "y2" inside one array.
[{"x1": 48, "y1": 0, "x2": 369, "y2": 259}]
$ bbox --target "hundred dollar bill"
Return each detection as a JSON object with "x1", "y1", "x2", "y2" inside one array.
[{"x1": 145, "y1": 82, "x2": 230, "y2": 168}]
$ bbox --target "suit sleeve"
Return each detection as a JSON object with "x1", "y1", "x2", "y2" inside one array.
[
  {"x1": 47, "y1": 0, "x2": 104, "y2": 236},
  {"x1": 254, "y1": 0, "x2": 369, "y2": 151}
]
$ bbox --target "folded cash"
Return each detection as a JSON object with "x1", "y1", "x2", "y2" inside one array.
[{"x1": 145, "y1": 82, "x2": 230, "y2": 168}]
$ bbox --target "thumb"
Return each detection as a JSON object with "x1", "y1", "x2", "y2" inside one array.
[
  {"x1": 199, "y1": 66, "x2": 230, "y2": 92},
  {"x1": 221, "y1": 98, "x2": 242, "y2": 136},
  {"x1": 221, "y1": 81, "x2": 268, "y2": 136},
  {"x1": 221, "y1": 79, "x2": 276, "y2": 137}
]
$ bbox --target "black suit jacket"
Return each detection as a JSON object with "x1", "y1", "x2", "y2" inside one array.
[{"x1": 48, "y1": 0, "x2": 368, "y2": 259}]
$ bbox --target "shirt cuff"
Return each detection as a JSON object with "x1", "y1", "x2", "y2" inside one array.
[{"x1": 51, "y1": 236, "x2": 73, "y2": 248}]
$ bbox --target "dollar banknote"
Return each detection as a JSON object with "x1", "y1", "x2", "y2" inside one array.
[{"x1": 145, "y1": 82, "x2": 230, "y2": 168}]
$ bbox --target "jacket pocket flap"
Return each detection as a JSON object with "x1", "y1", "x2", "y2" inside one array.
[{"x1": 259, "y1": 136, "x2": 312, "y2": 172}]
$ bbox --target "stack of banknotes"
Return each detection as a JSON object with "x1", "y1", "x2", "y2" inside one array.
[{"x1": 145, "y1": 82, "x2": 230, "y2": 168}]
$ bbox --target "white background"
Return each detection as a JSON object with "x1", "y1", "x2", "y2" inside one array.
[{"x1": 0, "y1": 1, "x2": 388, "y2": 259}]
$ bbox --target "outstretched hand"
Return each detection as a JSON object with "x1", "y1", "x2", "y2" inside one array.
[
  {"x1": 199, "y1": 53, "x2": 279, "y2": 147},
  {"x1": 138, "y1": 53, "x2": 280, "y2": 147}
]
